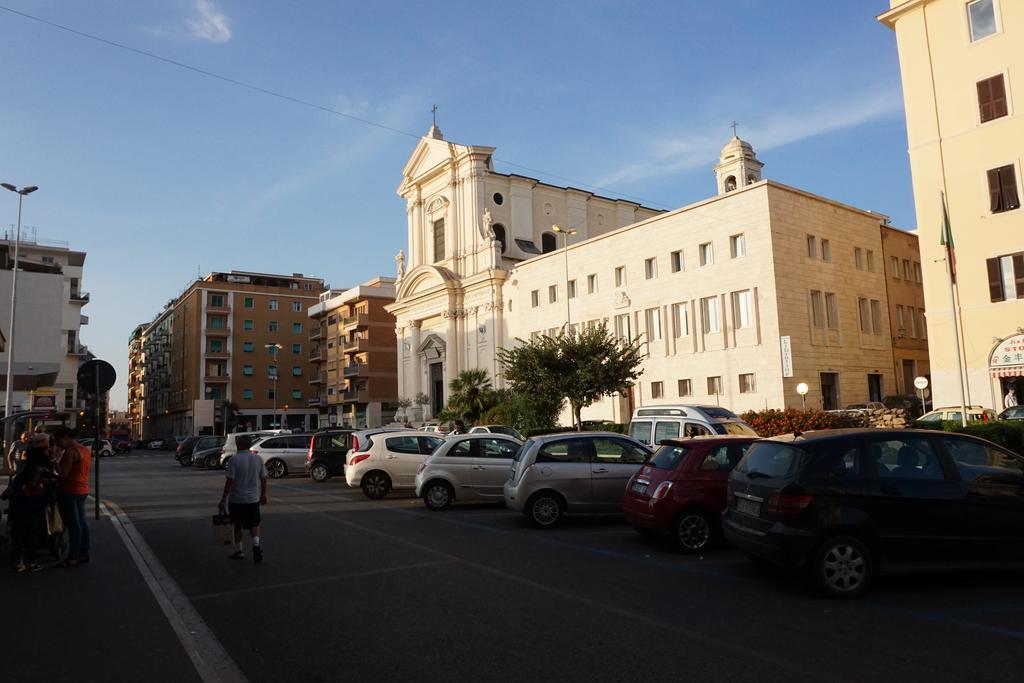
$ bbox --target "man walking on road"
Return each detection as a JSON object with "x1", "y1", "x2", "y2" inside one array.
[{"x1": 219, "y1": 435, "x2": 267, "y2": 563}]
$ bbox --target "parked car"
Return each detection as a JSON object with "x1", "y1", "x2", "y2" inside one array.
[
  {"x1": 219, "y1": 431, "x2": 279, "y2": 468},
  {"x1": 467, "y1": 425, "x2": 525, "y2": 441},
  {"x1": 627, "y1": 405, "x2": 756, "y2": 447},
  {"x1": 844, "y1": 402, "x2": 885, "y2": 413},
  {"x1": 113, "y1": 439, "x2": 132, "y2": 454},
  {"x1": 190, "y1": 436, "x2": 228, "y2": 469},
  {"x1": 881, "y1": 394, "x2": 925, "y2": 419},
  {"x1": 504, "y1": 432, "x2": 652, "y2": 528},
  {"x1": 723, "y1": 428, "x2": 1024, "y2": 598},
  {"x1": 419, "y1": 423, "x2": 447, "y2": 434},
  {"x1": 999, "y1": 405, "x2": 1024, "y2": 420},
  {"x1": 916, "y1": 406, "x2": 995, "y2": 424},
  {"x1": 250, "y1": 433, "x2": 314, "y2": 478},
  {"x1": 305, "y1": 429, "x2": 355, "y2": 482},
  {"x1": 78, "y1": 438, "x2": 114, "y2": 457},
  {"x1": 623, "y1": 436, "x2": 759, "y2": 552},
  {"x1": 345, "y1": 431, "x2": 446, "y2": 499},
  {"x1": 147, "y1": 439, "x2": 168, "y2": 450},
  {"x1": 175, "y1": 437, "x2": 202, "y2": 466},
  {"x1": 415, "y1": 434, "x2": 523, "y2": 510}
]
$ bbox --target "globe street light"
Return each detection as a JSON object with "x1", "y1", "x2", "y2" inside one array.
[
  {"x1": 1, "y1": 184, "x2": 38, "y2": 425},
  {"x1": 551, "y1": 225, "x2": 577, "y2": 331},
  {"x1": 265, "y1": 343, "x2": 283, "y2": 429},
  {"x1": 796, "y1": 382, "x2": 809, "y2": 410}
]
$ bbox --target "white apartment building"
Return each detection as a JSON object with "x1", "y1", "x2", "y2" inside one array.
[{"x1": 0, "y1": 231, "x2": 90, "y2": 421}]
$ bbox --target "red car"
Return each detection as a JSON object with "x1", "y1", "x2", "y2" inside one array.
[{"x1": 623, "y1": 436, "x2": 759, "y2": 553}]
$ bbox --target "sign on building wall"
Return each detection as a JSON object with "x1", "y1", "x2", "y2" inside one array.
[
  {"x1": 780, "y1": 336, "x2": 794, "y2": 378},
  {"x1": 30, "y1": 389, "x2": 57, "y2": 415},
  {"x1": 990, "y1": 333, "x2": 1024, "y2": 376},
  {"x1": 193, "y1": 399, "x2": 215, "y2": 435}
]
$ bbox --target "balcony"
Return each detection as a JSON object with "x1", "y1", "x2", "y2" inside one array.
[
  {"x1": 343, "y1": 363, "x2": 366, "y2": 378},
  {"x1": 342, "y1": 387, "x2": 369, "y2": 403},
  {"x1": 343, "y1": 338, "x2": 368, "y2": 353},
  {"x1": 206, "y1": 350, "x2": 230, "y2": 360},
  {"x1": 342, "y1": 313, "x2": 369, "y2": 329},
  {"x1": 204, "y1": 374, "x2": 229, "y2": 383},
  {"x1": 309, "y1": 347, "x2": 323, "y2": 362},
  {"x1": 67, "y1": 344, "x2": 89, "y2": 357},
  {"x1": 206, "y1": 326, "x2": 229, "y2": 337},
  {"x1": 309, "y1": 372, "x2": 326, "y2": 385},
  {"x1": 309, "y1": 327, "x2": 323, "y2": 341},
  {"x1": 206, "y1": 303, "x2": 230, "y2": 313},
  {"x1": 69, "y1": 290, "x2": 90, "y2": 305}
]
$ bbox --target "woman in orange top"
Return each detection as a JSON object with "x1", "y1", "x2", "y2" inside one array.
[{"x1": 53, "y1": 427, "x2": 91, "y2": 566}]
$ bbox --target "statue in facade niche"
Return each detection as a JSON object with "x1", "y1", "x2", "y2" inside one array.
[
  {"x1": 482, "y1": 207, "x2": 493, "y2": 238},
  {"x1": 395, "y1": 249, "x2": 406, "y2": 281}
]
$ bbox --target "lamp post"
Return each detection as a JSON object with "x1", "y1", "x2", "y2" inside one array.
[
  {"x1": 265, "y1": 343, "x2": 282, "y2": 428},
  {"x1": 1, "y1": 183, "x2": 38, "y2": 424},
  {"x1": 796, "y1": 382, "x2": 809, "y2": 410},
  {"x1": 551, "y1": 225, "x2": 577, "y2": 331}
]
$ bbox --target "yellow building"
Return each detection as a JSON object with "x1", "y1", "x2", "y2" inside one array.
[{"x1": 880, "y1": 0, "x2": 1023, "y2": 410}]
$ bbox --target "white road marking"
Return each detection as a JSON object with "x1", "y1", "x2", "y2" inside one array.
[{"x1": 103, "y1": 500, "x2": 248, "y2": 683}]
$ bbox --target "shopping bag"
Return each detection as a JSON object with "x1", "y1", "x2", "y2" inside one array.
[
  {"x1": 46, "y1": 504, "x2": 64, "y2": 535},
  {"x1": 212, "y1": 506, "x2": 233, "y2": 545}
]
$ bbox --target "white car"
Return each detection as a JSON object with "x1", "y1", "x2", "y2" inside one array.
[
  {"x1": 79, "y1": 438, "x2": 114, "y2": 457},
  {"x1": 249, "y1": 433, "x2": 313, "y2": 478},
  {"x1": 345, "y1": 430, "x2": 445, "y2": 499},
  {"x1": 219, "y1": 430, "x2": 281, "y2": 467},
  {"x1": 415, "y1": 434, "x2": 522, "y2": 510},
  {"x1": 467, "y1": 425, "x2": 525, "y2": 441}
]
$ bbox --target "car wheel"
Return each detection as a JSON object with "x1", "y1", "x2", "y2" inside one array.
[
  {"x1": 309, "y1": 463, "x2": 331, "y2": 483},
  {"x1": 526, "y1": 492, "x2": 563, "y2": 528},
  {"x1": 265, "y1": 458, "x2": 287, "y2": 479},
  {"x1": 361, "y1": 471, "x2": 391, "y2": 499},
  {"x1": 423, "y1": 481, "x2": 454, "y2": 511},
  {"x1": 206, "y1": 454, "x2": 220, "y2": 469},
  {"x1": 812, "y1": 535, "x2": 874, "y2": 599},
  {"x1": 221, "y1": 456, "x2": 231, "y2": 470},
  {"x1": 179, "y1": 455, "x2": 192, "y2": 467},
  {"x1": 673, "y1": 510, "x2": 713, "y2": 554}
]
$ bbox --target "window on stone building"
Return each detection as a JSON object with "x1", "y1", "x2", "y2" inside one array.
[
  {"x1": 977, "y1": 74, "x2": 1008, "y2": 123},
  {"x1": 292, "y1": 343, "x2": 301, "y2": 354},
  {"x1": 548, "y1": 285, "x2": 558, "y2": 303},
  {"x1": 672, "y1": 302, "x2": 689, "y2": 338},
  {"x1": 645, "y1": 307, "x2": 662, "y2": 343},
  {"x1": 615, "y1": 266, "x2": 626, "y2": 287},
  {"x1": 896, "y1": 305, "x2": 906, "y2": 335},
  {"x1": 701, "y1": 296, "x2": 721, "y2": 334},
  {"x1": 732, "y1": 290, "x2": 753, "y2": 329},
  {"x1": 243, "y1": 389, "x2": 253, "y2": 400},
  {"x1": 730, "y1": 234, "x2": 746, "y2": 258},
  {"x1": 810, "y1": 290, "x2": 825, "y2": 328},
  {"x1": 433, "y1": 218, "x2": 446, "y2": 261},
  {"x1": 531, "y1": 290, "x2": 539, "y2": 308},
  {"x1": 293, "y1": 322, "x2": 302, "y2": 334},
  {"x1": 968, "y1": 0, "x2": 997, "y2": 42},
  {"x1": 493, "y1": 224, "x2": 507, "y2": 253},
  {"x1": 244, "y1": 297, "x2": 254, "y2": 308},
  {"x1": 243, "y1": 365, "x2": 253, "y2": 376},
  {"x1": 807, "y1": 235, "x2": 817, "y2": 259},
  {"x1": 919, "y1": 309, "x2": 927, "y2": 339},
  {"x1": 651, "y1": 381, "x2": 664, "y2": 399},
  {"x1": 292, "y1": 390, "x2": 302, "y2": 400},
  {"x1": 587, "y1": 274, "x2": 598, "y2": 293},
  {"x1": 913, "y1": 261, "x2": 922, "y2": 283},
  {"x1": 986, "y1": 253, "x2": 1024, "y2": 302},
  {"x1": 614, "y1": 313, "x2": 631, "y2": 340},
  {"x1": 243, "y1": 341, "x2": 254, "y2": 352},
  {"x1": 268, "y1": 389, "x2": 276, "y2": 400},
  {"x1": 707, "y1": 376, "x2": 722, "y2": 396},
  {"x1": 987, "y1": 165, "x2": 1020, "y2": 213},
  {"x1": 292, "y1": 301, "x2": 302, "y2": 312},
  {"x1": 568, "y1": 280, "x2": 577, "y2": 299},
  {"x1": 644, "y1": 257, "x2": 657, "y2": 280},
  {"x1": 821, "y1": 239, "x2": 832, "y2": 262},
  {"x1": 908, "y1": 308, "x2": 917, "y2": 338},
  {"x1": 269, "y1": 320, "x2": 279, "y2": 332},
  {"x1": 210, "y1": 294, "x2": 224, "y2": 307},
  {"x1": 858, "y1": 297, "x2": 870, "y2": 333},
  {"x1": 739, "y1": 373, "x2": 756, "y2": 394},
  {"x1": 866, "y1": 250, "x2": 875, "y2": 272},
  {"x1": 825, "y1": 293, "x2": 839, "y2": 330},
  {"x1": 269, "y1": 299, "x2": 278, "y2": 310},
  {"x1": 210, "y1": 339, "x2": 223, "y2": 353},
  {"x1": 699, "y1": 242, "x2": 714, "y2": 266},
  {"x1": 670, "y1": 250, "x2": 683, "y2": 272},
  {"x1": 293, "y1": 366, "x2": 302, "y2": 376},
  {"x1": 903, "y1": 259, "x2": 911, "y2": 280},
  {"x1": 870, "y1": 300, "x2": 883, "y2": 335},
  {"x1": 541, "y1": 232, "x2": 557, "y2": 254},
  {"x1": 244, "y1": 319, "x2": 254, "y2": 331},
  {"x1": 891, "y1": 256, "x2": 900, "y2": 278},
  {"x1": 854, "y1": 247, "x2": 863, "y2": 269},
  {"x1": 677, "y1": 379, "x2": 692, "y2": 397}
]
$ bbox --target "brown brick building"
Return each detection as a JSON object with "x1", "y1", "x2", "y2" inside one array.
[
  {"x1": 881, "y1": 225, "x2": 930, "y2": 396},
  {"x1": 308, "y1": 277, "x2": 398, "y2": 428},
  {"x1": 140, "y1": 271, "x2": 325, "y2": 438}
]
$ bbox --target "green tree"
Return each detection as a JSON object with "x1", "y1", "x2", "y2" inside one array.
[
  {"x1": 442, "y1": 368, "x2": 497, "y2": 424},
  {"x1": 498, "y1": 324, "x2": 645, "y2": 430}
]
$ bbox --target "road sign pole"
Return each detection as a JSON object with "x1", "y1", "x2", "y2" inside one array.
[{"x1": 94, "y1": 371, "x2": 101, "y2": 521}]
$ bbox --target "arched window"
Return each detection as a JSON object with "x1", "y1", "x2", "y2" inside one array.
[
  {"x1": 724, "y1": 176, "x2": 737, "y2": 192},
  {"x1": 746, "y1": 175, "x2": 757, "y2": 186},
  {"x1": 541, "y1": 232, "x2": 557, "y2": 253},
  {"x1": 492, "y1": 224, "x2": 507, "y2": 254}
]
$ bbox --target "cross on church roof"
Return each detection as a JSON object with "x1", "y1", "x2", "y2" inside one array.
[
  {"x1": 730, "y1": 120, "x2": 739, "y2": 137},
  {"x1": 432, "y1": 104, "x2": 438, "y2": 127}
]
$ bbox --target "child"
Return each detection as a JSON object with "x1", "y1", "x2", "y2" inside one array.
[{"x1": 10, "y1": 467, "x2": 49, "y2": 572}]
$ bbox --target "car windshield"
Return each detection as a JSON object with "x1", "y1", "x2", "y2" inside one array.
[
  {"x1": 735, "y1": 441, "x2": 803, "y2": 478},
  {"x1": 648, "y1": 444, "x2": 688, "y2": 470},
  {"x1": 714, "y1": 421, "x2": 758, "y2": 436},
  {"x1": 628, "y1": 421, "x2": 653, "y2": 445},
  {"x1": 700, "y1": 407, "x2": 739, "y2": 419}
]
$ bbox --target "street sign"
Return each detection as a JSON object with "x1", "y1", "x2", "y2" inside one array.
[
  {"x1": 77, "y1": 359, "x2": 117, "y2": 393},
  {"x1": 780, "y1": 336, "x2": 793, "y2": 378},
  {"x1": 914, "y1": 376, "x2": 929, "y2": 390}
]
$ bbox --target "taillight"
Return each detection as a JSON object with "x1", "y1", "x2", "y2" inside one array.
[
  {"x1": 651, "y1": 481, "x2": 673, "y2": 500},
  {"x1": 350, "y1": 453, "x2": 370, "y2": 466},
  {"x1": 766, "y1": 493, "x2": 813, "y2": 516},
  {"x1": 351, "y1": 435, "x2": 360, "y2": 451}
]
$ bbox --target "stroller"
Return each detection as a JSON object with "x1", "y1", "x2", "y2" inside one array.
[{"x1": 1, "y1": 464, "x2": 69, "y2": 567}]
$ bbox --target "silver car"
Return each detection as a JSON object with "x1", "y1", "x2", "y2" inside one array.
[
  {"x1": 250, "y1": 433, "x2": 314, "y2": 478},
  {"x1": 503, "y1": 432, "x2": 651, "y2": 527},
  {"x1": 415, "y1": 434, "x2": 523, "y2": 510}
]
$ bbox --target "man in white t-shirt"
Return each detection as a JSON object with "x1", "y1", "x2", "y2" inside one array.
[
  {"x1": 219, "y1": 435, "x2": 267, "y2": 563},
  {"x1": 1005, "y1": 387, "x2": 1018, "y2": 410}
]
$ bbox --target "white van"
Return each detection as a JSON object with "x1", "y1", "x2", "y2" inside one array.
[{"x1": 627, "y1": 405, "x2": 757, "y2": 446}]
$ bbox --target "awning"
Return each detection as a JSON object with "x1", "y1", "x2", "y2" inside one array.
[{"x1": 991, "y1": 365, "x2": 1024, "y2": 378}]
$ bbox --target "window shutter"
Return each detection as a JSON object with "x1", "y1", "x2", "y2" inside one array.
[
  {"x1": 977, "y1": 78, "x2": 994, "y2": 122},
  {"x1": 1000, "y1": 165, "x2": 1020, "y2": 211},
  {"x1": 1014, "y1": 254, "x2": 1024, "y2": 299},
  {"x1": 991, "y1": 75, "x2": 1008, "y2": 119},
  {"x1": 987, "y1": 257, "x2": 1005, "y2": 302},
  {"x1": 988, "y1": 168, "x2": 1004, "y2": 212}
]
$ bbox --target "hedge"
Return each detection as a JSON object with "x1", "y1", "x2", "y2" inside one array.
[
  {"x1": 738, "y1": 409, "x2": 861, "y2": 438},
  {"x1": 912, "y1": 419, "x2": 1024, "y2": 454}
]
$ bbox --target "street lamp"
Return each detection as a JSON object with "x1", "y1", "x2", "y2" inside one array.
[
  {"x1": 551, "y1": 224, "x2": 577, "y2": 331},
  {"x1": 796, "y1": 382, "x2": 809, "y2": 410},
  {"x1": 265, "y1": 343, "x2": 283, "y2": 429},
  {"x1": 1, "y1": 183, "x2": 38, "y2": 424}
]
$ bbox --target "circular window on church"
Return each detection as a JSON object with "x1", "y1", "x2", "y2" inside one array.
[{"x1": 493, "y1": 192, "x2": 504, "y2": 205}]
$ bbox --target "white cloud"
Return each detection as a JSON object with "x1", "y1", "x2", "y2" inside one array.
[
  {"x1": 186, "y1": 0, "x2": 231, "y2": 44},
  {"x1": 597, "y1": 87, "x2": 903, "y2": 187}
]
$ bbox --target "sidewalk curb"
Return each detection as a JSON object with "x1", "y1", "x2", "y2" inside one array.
[{"x1": 103, "y1": 499, "x2": 248, "y2": 683}]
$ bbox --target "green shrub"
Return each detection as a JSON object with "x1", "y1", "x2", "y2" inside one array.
[{"x1": 739, "y1": 409, "x2": 860, "y2": 438}]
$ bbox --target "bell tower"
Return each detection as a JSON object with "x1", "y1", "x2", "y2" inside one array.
[{"x1": 714, "y1": 131, "x2": 764, "y2": 195}]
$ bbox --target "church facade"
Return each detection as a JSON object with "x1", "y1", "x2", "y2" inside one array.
[{"x1": 389, "y1": 127, "x2": 919, "y2": 422}]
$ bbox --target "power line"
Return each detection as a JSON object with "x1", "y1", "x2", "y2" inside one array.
[{"x1": 0, "y1": 5, "x2": 674, "y2": 210}]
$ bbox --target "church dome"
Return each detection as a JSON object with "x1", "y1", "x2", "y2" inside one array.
[{"x1": 720, "y1": 135, "x2": 754, "y2": 159}]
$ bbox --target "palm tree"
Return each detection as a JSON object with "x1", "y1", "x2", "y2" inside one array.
[{"x1": 446, "y1": 369, "x2": 493, "y2": 424}]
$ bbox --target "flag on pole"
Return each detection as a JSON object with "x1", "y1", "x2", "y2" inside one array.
[{"x1": 940, "y1": 191, "x2": 956, "y2": 284}]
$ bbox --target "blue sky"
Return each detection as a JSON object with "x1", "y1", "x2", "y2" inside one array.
[{"x1": 1, "y1": 1, "x2": 910, "y2": 409}]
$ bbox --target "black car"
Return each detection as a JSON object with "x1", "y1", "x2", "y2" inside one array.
[
  {"x1": 305, "y1": 429, "x2": 355, "y2": 482},
  {"x1": 723, "y1": 428, "x2": 1024, "y2": 598},
  {"x1": 175, "y1": 437, "x2": 201, "y2": 466},
  {"x1": 999, "y1": 405, "x2": 1024, "y2": 421}
]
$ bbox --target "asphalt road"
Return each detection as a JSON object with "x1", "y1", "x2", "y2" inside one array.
[{"x1": 87, "y1": 452, "x2": 1024, "y2": 682}]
